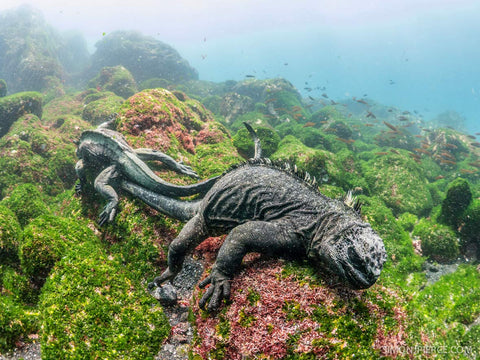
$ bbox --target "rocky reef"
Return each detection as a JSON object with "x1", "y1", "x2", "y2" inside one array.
[{"x1": 1, "y1": 5, "x2": 480, "y2": 360}]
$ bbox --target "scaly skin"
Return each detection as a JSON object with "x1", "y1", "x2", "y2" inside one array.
[{"x1": 75, "y1": 122, "x2": 218, "y2": 225}]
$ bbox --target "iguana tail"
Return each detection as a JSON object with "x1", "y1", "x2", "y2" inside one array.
[
  {"x1": 243, "y1": 122, "x2": 262, "y2": 159},
  {"x1": 121, "y1": 180, "x2": 201, "y2": 222}
]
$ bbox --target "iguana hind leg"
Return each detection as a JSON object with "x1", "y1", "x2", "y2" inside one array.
[
  {"x1": 152, "y1": 214, "x2": 209, "y2": 286},
  {"x1": 199, "y1": 220, "x2": 302, "y2": 311},
  {"x1": 94, "y1": 165, "x2": 121, "y2": 225}
]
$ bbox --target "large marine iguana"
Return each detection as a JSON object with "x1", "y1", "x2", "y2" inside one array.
[
  {"x1": 125, "y1": 124, "x2": 387, "y2": 311},
  {"x1": 75, "y1": 119, "x2": 218, "y2": 225}
]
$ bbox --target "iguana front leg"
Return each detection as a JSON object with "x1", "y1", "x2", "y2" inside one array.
[
  {"x1": 74, "y1": 159, "x2": 87, "y2": 195},
  {"x1": 134, "y1": 148, "x2": 199, "y2": 178},
  {"x1": 94, "y1": 165, "x2": 121, "y2": 226},
  {"x1": 151, "y1": 214, "x2": 208, "y2": 284},
  {"x1": 199, "y1": 221, "x2": 302, "y2": 311}
]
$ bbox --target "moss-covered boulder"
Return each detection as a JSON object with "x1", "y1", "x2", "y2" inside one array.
[
  {"x1": 89, "y1": 30, "x2": 198, "y2": 83},
  {"x1": 88, "y1": 66, "x2": 138, "y2": 99},
  {"x1": 0, "y1": 113, "x2": 82, "y2": 197},
  {"x1": 439, "y1": 178, "x2": 472, "y2": 227},
  {"x1": 116, "y1": 89, "x2": 241, "y2": 177},
  {"x1": 0, "y1": 79, "x2": 6, "y2": 97},
  {"x1": 0, "y1": 92, "x2": 43, "y2": 138},
  {"x1": 82, "y1": 91, "x2": 124, "y2": 125},
  {"x1": 192, "y1": 259, "x2": 414, "y2": 359},
  {"x1": 39, "y1": 240, "x2": 170, "y2": 359},
  {"x1": 19, "y1": 215, "x2": 94, "y2": 283},
  {"x1": 232, "y1": 125, "x2": 280, "y2": 158},
  {"x1": 362, "y1": 152, "x2": 433, "y2": 216},
  {"x1": 1, "y1": 183, "x2": 49, "y2": 228},
  {"x1": 459, "y1": 198, "x2": 480, "y2": 254},
  {"x1": 0, "y1": 294, "x2": 38, "y2": 353},
  {"x1": 0, "y1": 205, "x2": 22, "y2": 265},
  {"x1": 412, "y1": 218, "x2": 459, "y2": 263}
]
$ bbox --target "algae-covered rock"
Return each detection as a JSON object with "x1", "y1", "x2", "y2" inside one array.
[
  {"x1": 0, "y1": 294, "x2": 38, "y2": 353},
  {"x1": 82, "y1": 91, "x2": 124, "y2": 125},
  {"x1": 19, "y1": 215, "x2": 94, "y2": 283},
  {"x1": 39, "y1": 239, "x2": 170, "y2": 359},
  {"x1": 88, "y1": 65, "x2": 138, "y2": 99},
  {"x1": 439, "y1": 178, "x2": 472, "y2": 226},
  {"x1": 1, "y1": 183, "x2": 49, "y2": 228},
  {"x1": 362, "y1": 151, "x2": 433, "y2": 216},
  {"x1": 412, "y1": 218, "x2": 459, "y2": 263},
  {"x1": 117, "y1": 89, "x2": 241, "y2": 175},
  {"x1": 0, "y1": 92, "x2": 43, "y2": 138},
  {"x1": 459, "y1": 198, "x2": 480, "y2": 254},
  {"x1": 0, "y1": 79, "x2": 6, "y2": 97},
  {"x1": 192, "y1": 259, "x2": 412, "y2": 359},
  {"x1": 0, "y1": 113, "x2": 80, "y2": 196},
  {"x1": 89, "y1": 30, "x2": 198, "y2": 83},
  {"x1": 397, "y1": 212, "x2": 418, "y2": 232},
  {"x1": 232, "y1": 125, "x2": 280, "y2": 158},
  {"x1": 0, "y1": 6, "x2": 64, "y2": 93},
  {"x1": 0, "y1": 205, "x2": 22, "y2": 265}
]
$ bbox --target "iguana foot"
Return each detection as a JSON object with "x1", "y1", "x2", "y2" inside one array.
[
  {"x1": 151, "y1": 268, "x2": 177, "y2": 287},
  {"x1": 198, "y1": 269, "x2": 231, "y2": 311},
  {"x1": 98, "y1": 202, "x2": 117, "y2": 226},
  {"x1": 75, "y1": 182, "x2": 83, "y2": 195},
  {"x1": 177, "y1": 162, "x2": 200, "y2": 179}
]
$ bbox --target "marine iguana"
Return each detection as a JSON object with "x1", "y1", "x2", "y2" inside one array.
[
  {"x1": 126, "y1": 124, "x2": 387, "y2": 311},
  {"x1": 75, "y1": 119, "x2": 218, "y2": 225}
]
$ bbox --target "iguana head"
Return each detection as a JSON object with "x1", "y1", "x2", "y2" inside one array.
[{"x1": 309, "y1": 208, "x2": 387, "y2": 290}]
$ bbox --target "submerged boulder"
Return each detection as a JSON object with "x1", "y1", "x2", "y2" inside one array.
[
  {"x1": 0, "y1": 79, "x2": 6, "y2": 97},
  {"x1": 89, "y1": 31, "x2": 198, "y2": 84},
  {"x1": 88, "y1": 66, "x2": 138, "y2": 99},
  {"x1": 439, "y1": 178, "x2": 472, "y2": 227},
  {"x1": 0, "y1": 91, "x2": 43, "y2": 138}
]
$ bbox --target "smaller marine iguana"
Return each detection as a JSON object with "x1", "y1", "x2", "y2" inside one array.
[
  {"x1": 125, "y1": 124, "x2": 387, "y2": 311},
  {"x1": 75, "y1": 118, "x2": 218, "y2": 225}
]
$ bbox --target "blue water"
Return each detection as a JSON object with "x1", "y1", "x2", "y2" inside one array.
[
  {"x1": 174, "y1": 3, "x2": 480, "y2": 134},
  {"x1": 4, "y1": 0, "x2": 480, "y2": 134}
]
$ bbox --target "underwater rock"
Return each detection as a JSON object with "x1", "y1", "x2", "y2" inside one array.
[
  {"x1": 0, "y1": 6, "x2": 65, "y2": 93},
  {"x1": 363, "y1": 151, "x2": 433, "y2": 216},
  {"x1": 82, "y1": 91, "x2": 124, "y2": 125},
  {"x1": 412, "y1": 218, "x2": 459, "y2": 263},
  {"x1": 232, "y1": 125, "x2": 280, "y2": 158},
  {"x1": 0, "y1": 204, "x2": 22, "y2": 266},
  {"x1": 0, "y1": 113, "x2": 82, "y2": 197},
  {"x1": 149, "y1": 282, "x2": 178, "y2": 306},
  {"x1": 89, "y1": 30, "x2": 198, "y2": 84},
  {"x1": 88, "y1": 65, "x2": 138, "y2": 99},
  {"x1": 0, "y1": 79, "x2": 6, "y2": 97},
  {"x1": 219, "y1": 92, "x2": 255, "y2": 124},
  {"x1": 439, "y1": 177, "x2": 472, "y2": 226},
  {"x1": 0, "y1": 91, "x2": 43, "y2": 138}
]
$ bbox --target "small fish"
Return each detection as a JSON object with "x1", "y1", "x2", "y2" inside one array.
[
  {"x1": 476, "y1": 132, "x2": 480, "y2": 136},
  {"x1": 440, "y1": 159, "x2": 456, "y2": 165},
  {"x1": 245, "y1": 74, "x2": 256, "y2": 78},
  {"x1": 414, "y1": 148, "x2": 431, "y2": 155},
  {"x1": 460, "y1": 169, "x2": 476, "y2": 174},
  {"x1": 322, "y1": 93, "x2": 329, "y2": 98},
  {"x1": 435, "y1": 175, "x2": 445, "y2": 180},
  {"x1": 440, "y1": 152, "x2": 455, "y2": 161},
  {"x1": 375, "y1": 152, "x2": 389, "y2": 156},
  {"x1": 467, "y1": 135, "x2": 476, "y2": 139},
  {"x1": 336, "y1": 137, "x2": 355, "y2": 144},
  {"x1": 303, "y1": 122, "x2": 316, "y2": 128},
  {"x1": 471, "y1": 142, "x2": 480, "y2": 148},
  {"x1": 414, "y1": 135, "x2": 424, "y2": 138},
  {"x1": 402, "y1": 111, "x2": 410, "y2": 115},
  {"x1": 304, "y1": 87, "x2": 313, "y2": 92},
  {"x1": 389, "y1": 80, "x2": 395, "y2": 85},
  {"x1": 366, "y1": 111, "x2": 376, "y2": 119},
  {"x1": 468, "y1": 162, "x2": 480, "y2": 168},
  {"x1": 284, "y1": 62, "x2": 288, "y2": 66},
  {"x1": 330, "y1": 100, "x2": 337, "y2": 105},
  {"x1": 364, "y1": 123, "x2": 374, "y2": 127},
  {"x1": 383, "y1": 121, "x2": 398, "y2": 132},
  {"x1": 356, "y1": 99, "x2": 368, "y2": 105},
  {"x1": 444, "y1": 143, "x2": 457, "y2": 149},
  {"x1": 388, "y1": 108, "x2": 393, "y2": 112},
  {"x1": 397, "y1": 116, "x2": 409, "y2": 121},
  {"x1": 308, "y1": 96, "x2": 315, "y2": 101},
  {"x1": 390, "y1": 149, "x2": 400, "y2": 155}
]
